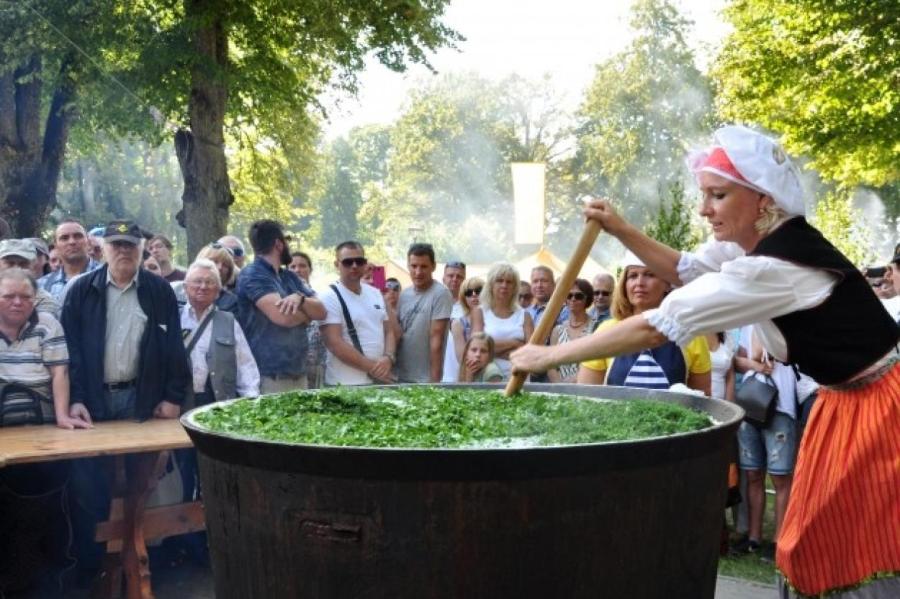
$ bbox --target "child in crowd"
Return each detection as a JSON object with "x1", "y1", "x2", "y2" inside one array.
[{"x1": 457, "y1": 332, "x2": 504, "y2": 383}]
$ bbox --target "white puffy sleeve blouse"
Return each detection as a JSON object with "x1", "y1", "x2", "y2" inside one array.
[{"x1": 642, "y1": 238, "x2": 838, "y2": 362}]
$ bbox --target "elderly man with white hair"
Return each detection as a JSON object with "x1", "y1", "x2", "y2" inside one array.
[{"x1": 181, "y1": 258, "x2": 259, "y2": 406}]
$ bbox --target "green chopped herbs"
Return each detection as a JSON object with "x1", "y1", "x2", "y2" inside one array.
[{"x1": 193, "y1": 387, "x2": 711, "y2": 448}]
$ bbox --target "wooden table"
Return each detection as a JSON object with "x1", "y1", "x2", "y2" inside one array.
[{"x1": 0, "y1": 419, "x2": 204, "y2": 599}]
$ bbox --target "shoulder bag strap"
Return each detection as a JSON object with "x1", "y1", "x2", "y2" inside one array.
[
  {"x1": 184, "y1": 308, "x2": 216, "y2": 355},
  {"x1": 330, "y1": 284, "x2": 364, "y2": 355}
]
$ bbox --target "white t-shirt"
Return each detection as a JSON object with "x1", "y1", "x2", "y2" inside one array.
[
  {"x1": 483, "y1": 307, "x2": 526, "y2": 377},
  {"x1": 321, "y1": 281, "x2": 387, "y2": 385},
  {"x1": 441, "y1": 302, "x2": 465, "y2": 383}
]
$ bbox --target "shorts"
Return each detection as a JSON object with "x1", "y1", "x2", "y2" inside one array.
[{"x1": 737, "y1": 411, "x2": 797, "y2": 475}]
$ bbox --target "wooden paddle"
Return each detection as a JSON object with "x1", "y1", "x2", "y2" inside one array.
[{"x1": 504, "y1": 219, "x2": 603, "y2": 396}]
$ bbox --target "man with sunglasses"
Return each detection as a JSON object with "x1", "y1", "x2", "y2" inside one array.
[
  {"x1": 236, "y1": 220, "x2": 325, "y2": 394},
  {"x1": 320, "y1": 241, "x2": 397, "y2": 385},
  {"x1": 588, "y1": 273, "x2": 614, "y2": 326}
]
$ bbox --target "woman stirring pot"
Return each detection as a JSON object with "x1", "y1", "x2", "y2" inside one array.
[{"x1": 511, "y1": 125, "x2": 899, "y2": 599}]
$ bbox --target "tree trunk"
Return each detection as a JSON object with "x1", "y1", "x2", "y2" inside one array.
[
  {"x1": 175, "y1": 0, "x2": 233, "y2": 260},
  {"x1": 0, "y1": 54, "x2": 78, "y2": 237}
]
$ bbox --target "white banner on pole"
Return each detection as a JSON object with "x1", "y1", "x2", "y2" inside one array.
[{"x1": 511, "y1": 162, "x2": 545, "y2": 245}]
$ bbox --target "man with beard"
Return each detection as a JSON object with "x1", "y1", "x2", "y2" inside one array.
[{"x1": 236, "y1": 220, "x2": 325, "y2": 394}]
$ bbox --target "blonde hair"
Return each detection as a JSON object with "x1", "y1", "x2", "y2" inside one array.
[
  {"x1": 480, "y1": 262, "x2": 520, "y2": 312},
  {"x1": 457, "y1": 332, "x2": 496, "y2": 382},
  {"x1": 755, "y1": 203, "x2": 790, "y2": 235},
  {"x1": 610, "y1": 265, "x2": 671, "y2": 320},
  {"x1": 197, "y1": 245, "x2": 236, "y2": 287},
  {"x1": 458, "y1": 276, "x2": 484, "y2": 317}
]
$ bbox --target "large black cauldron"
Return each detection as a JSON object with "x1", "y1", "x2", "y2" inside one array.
[{"x1": 182, "y1": 384, "x2": 743, "y2": 599}]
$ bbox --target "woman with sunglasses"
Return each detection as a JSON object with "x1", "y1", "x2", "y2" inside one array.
[
  {"x1": 547, "y1": 278, "x2": 596, "y2": 383},
  {"x1": 448, "y1": 277, "x2": 484, "y2": 382},
  {"x1": 471, "y1": 264, "x2": 534, "y2": 378},
  {"x1": 575, "y1": 253, "x2": 711, "y2": 396}
]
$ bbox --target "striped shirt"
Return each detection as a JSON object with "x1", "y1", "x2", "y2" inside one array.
[
  {"x1": 0, "y1": 311, "x2": 69, "y2": 417},
  {"x1": 622, "y1": 350, "x2": 671, "y2": 390}
]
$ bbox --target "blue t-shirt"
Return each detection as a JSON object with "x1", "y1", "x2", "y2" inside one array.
[{"x1": 236, "y1": 257, "x2": 314, "y2": 377}]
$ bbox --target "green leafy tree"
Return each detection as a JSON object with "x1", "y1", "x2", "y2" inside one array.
[
  {"x1": 714, "y1": 0, "x2": 900, "y2": 214},
  {"x1": 643, "y1": 180, "x2": 704, "y2": 252},
  {"x1": 1, "y1": 0, "x2": 459, "y2": 251},
  {"x1": 812, "y1": 191, "x2": 874, "y2": 267},
  {"x1": 576, "y1": 0, "x2": 714, "y2": 224}
]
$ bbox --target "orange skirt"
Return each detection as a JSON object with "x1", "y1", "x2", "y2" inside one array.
[{"x1": 776, "y1": 363, "x2": 900, "y2": 595}]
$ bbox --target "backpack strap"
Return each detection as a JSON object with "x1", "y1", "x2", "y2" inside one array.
[{"x1": 330, "y1": 284, "x2": 364, "y2": 355}]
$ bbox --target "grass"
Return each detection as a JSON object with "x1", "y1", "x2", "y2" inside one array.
[{"x1": 717, "y1": 481, "x2": 779, "y2": 584}]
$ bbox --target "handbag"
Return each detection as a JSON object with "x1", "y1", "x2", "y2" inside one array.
[
  {"x1": 0, "y1": 380, "x2": 49, "y2": 427},
  {"x1": 735, "y1": 370, "x2": 778, "y2": 426}
]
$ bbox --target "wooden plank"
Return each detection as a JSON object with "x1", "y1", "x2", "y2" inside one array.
[
  {"x1": 0, "y1": 419, "x2": 192, "y2": 467},
  {"x1": 95, "y1": 501, "x2": 206, "y2": 543}
]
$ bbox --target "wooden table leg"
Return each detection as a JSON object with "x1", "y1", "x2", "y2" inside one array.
[{"x1": 121, "y1": 451, "x2": 169, "y2": 599}]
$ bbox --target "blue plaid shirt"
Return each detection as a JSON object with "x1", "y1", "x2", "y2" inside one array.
[{"x1": 38, "y1": 259, "x2": 101, "y2": 304}]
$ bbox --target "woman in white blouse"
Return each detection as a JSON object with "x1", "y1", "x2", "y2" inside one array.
[
  {"x1": 471, "y1": 263, "x2": 534, "y2": 378},
  {"x1": 511, "y1": 125, "x2": 900, "y2": 599}
]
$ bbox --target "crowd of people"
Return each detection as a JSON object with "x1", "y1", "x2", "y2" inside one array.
[{"x1": 0, "y1": 123, "x2": 897, "y2": 598}]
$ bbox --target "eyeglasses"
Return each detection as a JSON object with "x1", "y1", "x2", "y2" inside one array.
[
  {"x1": 518, "y1": 293, "x2": 533, "y2": 300},
  {"x1": 464, "y1": 287, "x2": 483, "y2": 297},
  {"x1": 186, "y1": 279, "x2": 218, "y2": 289},
  {"x1": 340, "y1": 257, "x2": 368, "y2": 268},
  {"x1": 384, "y1": 281, "x2": 401, "y2": 291},
  {"x1": 567, "y1": 292, "x2": 586, "y2": 301},
  {"x1": 446, "y1": 261, "x2": 466, "y2": 269},
  {"x1": 593, "y1": 290, "x2": 611, "y2": 297}
]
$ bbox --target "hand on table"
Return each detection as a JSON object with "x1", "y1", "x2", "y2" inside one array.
[
  {"x1": 153, "y1": 400, "x2": 181, "y2": 419},
  {"x1": 58, "y1": 403, "x2": 93, "y2": 429}
]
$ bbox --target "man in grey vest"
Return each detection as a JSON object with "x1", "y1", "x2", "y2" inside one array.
[
  {"x1": 177, "y1": 258, "x2": 260, "y2": 548},
  {"x1": 181, "y1": 258, "x2": 260, "y2": 406}
]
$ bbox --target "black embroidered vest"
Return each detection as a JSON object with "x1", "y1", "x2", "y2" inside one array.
[{"x1": 748, "y1": 217, "x2": 899, "y2": 385}]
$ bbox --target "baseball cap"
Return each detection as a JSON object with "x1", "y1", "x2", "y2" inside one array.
[
  {"x1": 0, "y1": 239, "x2": 37, "y2": 261},
  {"x1": 688, "y1": 125, "x2": 806, "y2": 216},
  {"x1": 26, "y1": 238, "x2": 50, "y2": 257},
  {"x1": 102, "y1": 220, "x2": 143, "y2": 245}
]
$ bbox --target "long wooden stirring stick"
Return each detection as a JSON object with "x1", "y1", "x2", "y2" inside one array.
[{"x1": 504, "y1": 219, "x2": 603, "y2": 396}]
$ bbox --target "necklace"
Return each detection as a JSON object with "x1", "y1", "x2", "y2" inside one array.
[{"x1": 568, "y1": 318, "x2": 587, "y2": 329}]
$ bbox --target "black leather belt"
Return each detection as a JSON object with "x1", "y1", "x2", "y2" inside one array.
[{"x1": 103, "y1": 380, "x2": 135, "y2": 391}]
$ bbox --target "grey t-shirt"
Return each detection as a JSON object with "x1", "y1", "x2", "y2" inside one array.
[{"x1": 396, "y1": 281, "x2": 453, "y2": 383}]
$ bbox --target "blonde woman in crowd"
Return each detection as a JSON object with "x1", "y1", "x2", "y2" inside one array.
[
  {"x1": 576, "y1": 252, "x2": 711, "y2": 395},
  {"x1": 471, "y1": 263, "x2": 533, "y2": 378}
]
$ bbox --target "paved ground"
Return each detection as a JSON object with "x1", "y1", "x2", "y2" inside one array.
[{"x1": 21, "y1": 566, "x2": 776, "y2": 598}]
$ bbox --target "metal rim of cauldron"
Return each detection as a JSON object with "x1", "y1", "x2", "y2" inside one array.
[{"x1": 181, "y1": 383, "x2": 744, "y2": 481}]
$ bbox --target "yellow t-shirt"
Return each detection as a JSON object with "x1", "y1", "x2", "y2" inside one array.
[{"x1": 581, "y1": 318, "x2": 712, "y2": 380}]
